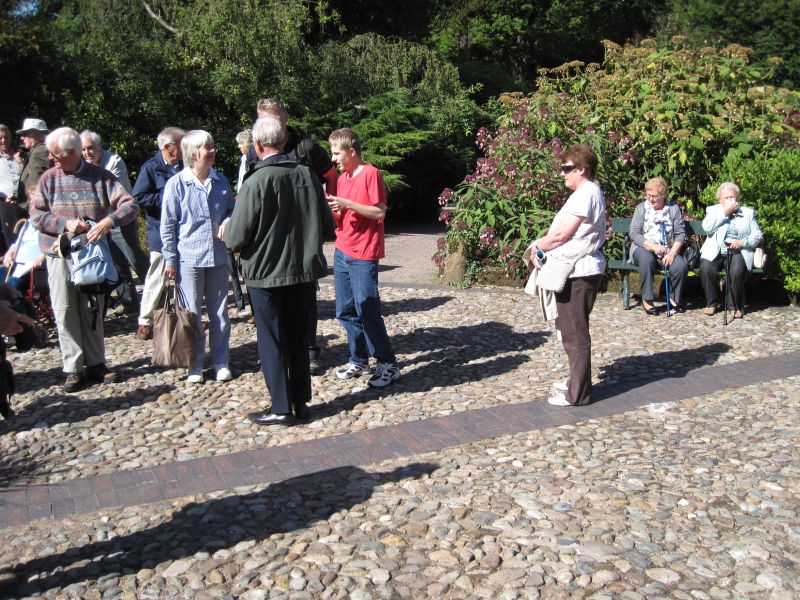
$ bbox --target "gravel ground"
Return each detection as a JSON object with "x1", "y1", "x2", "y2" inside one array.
[{"x1": 1, "y1": 220, "x2": 799, "y2": 599}]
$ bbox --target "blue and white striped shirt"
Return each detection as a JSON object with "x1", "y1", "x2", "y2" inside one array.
[{"x1": 160, "y1": 167, "x2": 234, "y2": 269}]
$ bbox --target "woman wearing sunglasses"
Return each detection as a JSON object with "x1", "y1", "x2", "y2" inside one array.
[{"x1": 529, "y1": 144, "x2": 606, "y2": 406}]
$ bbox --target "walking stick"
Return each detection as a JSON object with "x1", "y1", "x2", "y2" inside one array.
[
  {"x1": 660, "y1": 221, "x2": 671, "y2": 318},
  {"x1": 723, "y1": 245, "x2": 732, "y2": 325}
]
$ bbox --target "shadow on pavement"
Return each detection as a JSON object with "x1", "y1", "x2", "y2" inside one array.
[
  {"x1": 592, "y1": 342, "x2": 732, "y2": 402},
  {"x1": 316, "y1": 294, "x2": 455, "y2": 320},
  {"x1": 1, "y1": 462, "x2": 438, "y2": 596},
  {"x1": 316, "y1": 321, "x2": 548, "y2": 419}
]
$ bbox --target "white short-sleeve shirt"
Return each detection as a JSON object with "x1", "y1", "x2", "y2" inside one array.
[{"x1": 548, "y1": 179, "x2": 607, "y2": 277}]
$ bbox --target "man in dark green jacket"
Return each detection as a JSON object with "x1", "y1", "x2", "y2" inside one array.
[{"x1": 225, "y1": 116, "x2": 335, "y2": 426}]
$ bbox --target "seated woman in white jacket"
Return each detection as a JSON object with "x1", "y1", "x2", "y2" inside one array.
[{"x1": 699, "y1": 182, "x2": 763, "y2": 318}]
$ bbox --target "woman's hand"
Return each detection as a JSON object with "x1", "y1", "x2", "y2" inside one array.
[
  {"x1": 646, "y1": 241, "x2": 668, "y2": 256},
  {"x1": 662, "y1": 250, "x2": 677, "y2": 267},
  {"x1": 726, "y1": 239, "x2": 744, "y2": 250},
  {"x1": 164, "y1": 266, "x2": 177, "y2": 280},
  {"x1": 3, "y1": 247, "x2": 17, "y2": 268},
  {"x1": 217, "y1": 220, "x2": 228, "y2": 241}
]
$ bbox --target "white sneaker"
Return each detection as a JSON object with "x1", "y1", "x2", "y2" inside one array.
[
  {"x1": 368, "y1": 363, "x2": 401, "y2": 388},
  {"x1": 216, "y1": 367, "x2": 232, "y2": 381},
  {"x1": 547, "y1": 393, "x2": 572, "y2": 406},
  {"x1": 552, "y1": 379, "x2": 568, "y2": 391},
  {"x1": 335, "y1": 362, "x2": 366, "y2": 379},
  {"x1": 187, "y1": 373, "x2": 203, "y2": 384}
]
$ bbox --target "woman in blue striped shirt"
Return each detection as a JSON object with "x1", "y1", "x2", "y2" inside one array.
[{"x1": 161, "y1": 130, "x2": 235, "y2": 383}]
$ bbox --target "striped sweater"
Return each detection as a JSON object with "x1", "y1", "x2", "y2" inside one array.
[{"x1": 30, "y1": 159, "x2": 139, "y2": 253}]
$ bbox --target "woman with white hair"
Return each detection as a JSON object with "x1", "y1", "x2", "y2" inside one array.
[
  {"x1": 699, "y1": 182, "x2": 763, "y2": 318},
  {"x1": 161, "y1": 130, "x2": 235, "y2": 383}
]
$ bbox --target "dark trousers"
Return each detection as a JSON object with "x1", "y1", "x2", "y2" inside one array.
[
  {"x1": 307, "y1": 284, "x2": 319, "y2": 354},
  {"x1": 227, "y1": 250, "x2": 246, "y2": 311},
  {"x1": 555, "y1": 274, "x2": 603, "y2": 406},
  {"x1": 109, "y1": 220, "x2": 150, "y2": 308},
  {"x1": 249, "y1": 282, "x2": 315, "y2": 415},
  {"x1": 700, "y1": 254, "x2": 747, "y2": 311},
  {"x1": 632, "y1": 247, "x2": 688, "y2": 304}
]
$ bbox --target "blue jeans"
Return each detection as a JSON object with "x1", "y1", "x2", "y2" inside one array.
[{"x1": 334, "y1": 248, "x2": 395, "y2": 366}]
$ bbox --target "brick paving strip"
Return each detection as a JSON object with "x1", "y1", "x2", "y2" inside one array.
[{"x1": 1, "y1": 349, "x2": 798, "y2": 530}]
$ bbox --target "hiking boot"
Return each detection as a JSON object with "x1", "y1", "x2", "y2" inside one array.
[
  {"x1": 63, "y1": 373, "x2": 84, "y2": 393},
  {"x1": 367, "y1": 363, "x2": 401, "y2": 388},
  {"x1": 335, "y1": 362, "x2": 366, "y2": 380},
  {"x1": 136, "y1": 325, "x2": 152, "y2": 340},
  {"x1": 86, "y1": 364, "x2": 117, "y2": 384}
]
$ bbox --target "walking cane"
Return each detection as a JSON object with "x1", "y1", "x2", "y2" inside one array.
[
  {"x1": 723, "y1": 243, "x2": 732, "y2": 325},
  {"x1": 659, "y1": 221, "x2": 671, "y2": 318}
]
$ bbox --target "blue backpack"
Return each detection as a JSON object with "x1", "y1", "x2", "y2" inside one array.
[
  {"x1": 67, "y1": 222, "x2": 120, "y2": 328},
  {"x1": 69, "y1": 234, "x2": 120, "y2": 295}
]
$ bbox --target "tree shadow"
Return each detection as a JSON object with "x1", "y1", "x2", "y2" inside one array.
[
  {"x1": 0, "y1": 462, "x2": 438, "y2": 596},
  {"x1": 591, "y1": 342, "x2": 732, "y2": 402},
  {"x1": 314, "y1": 322, "x2": 548, "y2": 419}
]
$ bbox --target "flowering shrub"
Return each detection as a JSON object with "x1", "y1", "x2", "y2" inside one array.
[{"x1": 438, "y1": 37, "x2": 800, "y2": 285}]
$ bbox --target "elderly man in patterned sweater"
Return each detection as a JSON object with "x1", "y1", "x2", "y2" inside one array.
[{"x1": 30, "y1": 127, "x2": 139, "y2": 393}]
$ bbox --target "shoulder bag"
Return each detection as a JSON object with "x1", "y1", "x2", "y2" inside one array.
[{"x1": 152, "y1": 282, "x2": 198, "y2": 368}]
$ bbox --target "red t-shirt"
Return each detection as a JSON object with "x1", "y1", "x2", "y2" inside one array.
[{"x1": 334, "y1": 163, "x2": 386, "y2": 260}]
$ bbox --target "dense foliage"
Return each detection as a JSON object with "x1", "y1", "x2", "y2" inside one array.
[{"x1": 438, "y1": 38, "x2": 800, "y2": 289}]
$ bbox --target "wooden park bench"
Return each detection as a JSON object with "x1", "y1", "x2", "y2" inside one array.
[{"x1": 607, "y1": 217, "x2": 763, "y2": 309}]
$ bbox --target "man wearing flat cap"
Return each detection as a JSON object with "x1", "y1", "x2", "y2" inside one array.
[{"x1": 2, "y1": 118, "x2": 51, "y2": 250}]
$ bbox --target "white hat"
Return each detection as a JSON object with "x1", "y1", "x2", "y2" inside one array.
[{"x1": 16, "y1": 118, "x2": 49, "y2": 135}]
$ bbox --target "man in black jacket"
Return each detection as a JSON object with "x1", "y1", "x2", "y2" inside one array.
[
  {"x1": 226, "y1": 116, "x2": 335, "y2": 426},
  {"x1": 131, "y1": 127, "x2": 184, "y2": 340},
  {"x1": 249, "y1": 99, "x2": 338, "y2": 374}
]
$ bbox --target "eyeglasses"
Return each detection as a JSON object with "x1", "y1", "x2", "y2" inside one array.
[
  {"x1": 645, "y1": 193, "x2": 662, "y2": 200},
  {"x1": 559, "y1": 164, "x2": 577, "y2": 174}
]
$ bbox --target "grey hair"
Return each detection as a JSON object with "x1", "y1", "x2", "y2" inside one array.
[
  {"x1": 716, "y1": 181, "x2": 740, "y2": 200},
  {"x1": 235, "y1": 129, "x2": 252, "y2": 146},
  {"x1": 46, "y1": 127, "x2": 82, "y2": 155},
  {"x1": 256, "y1": 98, "x2": 288, "y2": 119},
  {"x1": 157, "y1": 127, "x2": 185, "y2": 150},
  {"x1": 80, "y1": 130, "x2": 103, "y2": 150},
  {"x1": 252, "y1": 117, "x2": 286, "y2": 150},
  {"x1": 181, "y1": 130, "x2": 214, "y2": 168}
]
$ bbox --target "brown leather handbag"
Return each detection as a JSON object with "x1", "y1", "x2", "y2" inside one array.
[{"x1": 152, "y1": 282, "x2": 198, "y2": 368}]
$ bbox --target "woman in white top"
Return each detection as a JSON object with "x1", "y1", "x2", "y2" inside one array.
[
  {"x1": 529, "y1": 144, "x2": 606, "y2": 406},
  {"x1": 699, "y1": 182, "x2": 763, "y2": 318}
]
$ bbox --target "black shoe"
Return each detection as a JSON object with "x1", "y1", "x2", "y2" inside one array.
[
  {"x1": 0, "y1": 395, "x2": 14, "y2": 419},
  {"x1": 247, "y1": 411, "x2": 295, "y2": 426},
  {"x1": 293, "y1": 403, "x2": 310, "y2": 421},
  {"x1": 85, "y1": 364, "x2": 118, "y2": 384},
  {"x1": 669, "y1": 303, "x2": 686, "y2": 314},
  {"x1": 642, "y1": 305, "x2": 659, "y2": 316},
  {"x1": 309, "y1": 348, "x2": 322, "y2": 376},
  {"x1": 63, "y1": 373, "x2": 84, "y2": 393}
]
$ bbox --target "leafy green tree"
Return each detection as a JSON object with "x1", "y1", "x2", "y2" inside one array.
[
  {"x1": 664, "y1": 0, "x2": 800, "y2": 87},
  {"x1": 430, "y1": 0, "x2": 666, "y2": 98}
]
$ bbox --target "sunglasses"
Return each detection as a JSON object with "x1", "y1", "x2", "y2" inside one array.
[{"x1": 559, "y1": 164, "x2": 577, "y2": 174}]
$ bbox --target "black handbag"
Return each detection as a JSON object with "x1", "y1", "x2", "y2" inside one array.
[{"x1": 682, "y1": 244, "x2": 700, "y2": 270}]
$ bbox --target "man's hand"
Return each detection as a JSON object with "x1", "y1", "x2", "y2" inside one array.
[
  {"x1": 65, "y1": 219, "x2": 90, "y2": 235},
  {"x1": 164, "y1": 266, "x2": 177, "y2": 280},
  {"x1": 0, "y1": 300, "x2": 34, "y2": 336},
  {"x1": 86, "y1": 217, "x2": 114, "y2": 243},
  {"x1": 3, "y1": 247, "x2": 17, "y2": 269},
  {"x1": 5, "y1": 196, "x2": 17, "y2": 204}
]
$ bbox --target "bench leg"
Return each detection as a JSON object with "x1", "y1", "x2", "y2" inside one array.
[{"x1": 622, "y1": 273, "x2": 631, "y2": 309}]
